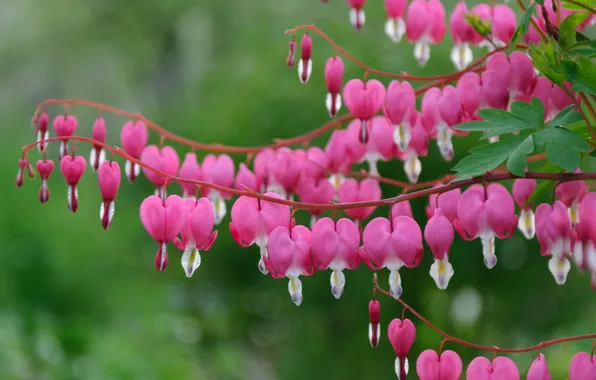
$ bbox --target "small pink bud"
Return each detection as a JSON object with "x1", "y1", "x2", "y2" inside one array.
[
  {"x1": 569, "y1": 352, "x2": 596, "y2": 380},
  {"x1": 36, "y1": 109, "x2": 50, "y2": 152},
  {"x1": 53, "y1": 114, "x2": 78, "y2": 159},
  {"x1": 120, "y1": 120, "x2": 148, "y2": 184},
  {"x1": 36, "y1": 159, "x2": 55, "y2": 204},
  {"x1": 527, "y1": 353, "x2": 552, "y2": 380},
  {"x1": 368, "y1": 300, "x2": 381, "y2": 348},
  {"x1": 60, "y1": 155, "x2": 87, "y2": 213},
  {"x1": 298, "y1": 34, "x2": 312, "y2": 84},
  {"x1": 90, "y1": 116, "x2": 107, "y2": 172},
  {"x1": 388, "y1": 318, "x2": 416, "y2": 379},
  {"x1": 98, "y1": 161, "x2": 121, "y2": 230},
  {"x1": 385, "y1": 0, "x2": 407, "y2": 42},
  {"x1": 325, "y1": 57, "x2": 344, "y2": 118},
  {"x1": 179, "y1": 153, "x2": 202, "y2": 198},
  {"x1": 287, "y1": 40, "x2": 296, "y2": 67},
  {"x1": 15, "y1": 159, "x2": 27, "y2": 188}
]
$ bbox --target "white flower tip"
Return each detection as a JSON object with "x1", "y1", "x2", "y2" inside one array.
[
  {"x1": 430, "y1": 257, "x2": 454, "y2": 290},
  {"x1": 518, "y1": 208, "x2": 536, "y2": 240},
  {"x1": 182, "y1": 247, "x2": 202, "y2": 278},
  {"x1": 288, "y1": 277, "x2": 303, "y2": 306},
  {"x1": 349, "y1": 8, "x2": 366, "y2": 29},
  {"x1": 385, "y1": 17, "x2": 405, "y2": 43},
  {"x1": 394, "y1": 357, "x2": 409, "y2": 379},
  {"x1": 569, "y1": 203, "x2": 580, "y2": 225},
  {"x1": 298, "y1": 58, "x2": 312, "y2": 84},
  {"x1": 325, "y1": 92, "x2": 342, "y2": 118},
  {"x1": 330, "y1": 269, "x2": 345, "y2": 299},
  {"x1": 99, "y1": 201, "x2": 115, "y2": 230},
  {"x1": 548, "y1": 256, "x2": 570, "y2": 285},
  {"x1": 450, "y1": 43, "x2": 473, "y2": 71},
  {"x1": 368, "y1": 322, "x2": 380, "y2": 348},
  {"x1": 258, "y1": 256, "x2": 269, "y2": 275},
  {"x1": 389, "y1": 270, "x2": 403, "y2": 298},
  {"x1": 404, "y1": 155, "x2": 421, "y2": 184},
  {"x1": 437, "y1": 127, "x2": 454, "y2": 161},
  {"x1": 212, "y1": 196, "x2": 227, "y2": 225},
  {"x1": 414, "y1": 42, "x2": 431, "y2": 66},
  {"x1": 482, "y1": 236, "x2": 497, "y2": 269},
  {"x1": 393, "y1": 124, "x2": 411, "y2": 152}
]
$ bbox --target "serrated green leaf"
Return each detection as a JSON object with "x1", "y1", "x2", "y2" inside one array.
[
  {"x1": 529, "y1": 41, "x2": 566, "y2": 85},
  {"x1": 477, "y1": 109, "x2": 534, "y2": 128},
  {"x1": 561, "y1": 0, "x2": 596, "y2": 11},
  {"x1": 561, "y1": 56, "x2": 596, "y2": 95},
  {"x1": 452, "y1": 135, "x2": 533, "y2": 179},
  {"x1": 507, "y1": 136, "x2": 535, "y2": 176},
  {"x1": 546, "y1": 105, "x2": 584, "y2": 127},
  {"x1": 533, "y1": 126, "x2": 590, "y2": 171},
  {"x1": 510, "y1": 3, "x2": 537, "y2": 51},
  {"x1": 509, "y1": 98, "x2": 545, "y2": 127},
  {"x1": 559, "y1": 14, "x2": 584, "y2": 50}
]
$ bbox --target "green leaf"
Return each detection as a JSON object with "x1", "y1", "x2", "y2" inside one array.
[
  {"x1": 533, "y1": 126, "x2": 590, "y2": 171},
  {"x1": 561, "y1": 56, "x2": 596, "y2": 95},
  {"x1": 477, "y1": 109, "x2": 535, "y2": 128},
  {"x1": 510, "y1": 3, "x2": 537, "y2": 51},
  {"x1": 510, "y1": 98, "x2": 545, "y2": 127},
  {"x1": 559, "y1": 14, "x2": 579, "y2": 50},
  {"x1": 452, "y1": 135, "x2": 534, "y2": 179},
  {"x1": 546, "y1": 105, "x2": 584, "y2": 128},
  {"x1": 529, "y1": 40, "x2": 566, "y2": 85},
  {"x1": 507, "y1": 136, "x2": 535, "y2": 176},
  {"x1": 561, "y1": 0, "x2": 596, "y2": 11}
]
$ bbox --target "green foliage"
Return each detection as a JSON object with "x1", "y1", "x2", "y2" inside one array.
[
  {"x1": 534, "y1": 126, "x2": 591, "y2": 171},
  {"x1": 546, "y1": 105, "x2": 584, "y2": 128},
  {"x1": 560, "y1": 0, "x2": 596, "y2": 11},
  {"x1": 465, "y1": 13, "x2": 492, "y2": 36},
  {"x1": 561, "y1": 56, "x2": 596, "y2": 95},
  {"x1": 529, "y1": 40, "x2": 566, "y2": 85},
  {"x1": 510, "y1": 2, "x2": 537, "y2": 50}
]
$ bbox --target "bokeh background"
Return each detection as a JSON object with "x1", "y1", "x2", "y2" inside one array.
[{"x1": 1, "y1": 0, "x2": 595, "y2": 379}]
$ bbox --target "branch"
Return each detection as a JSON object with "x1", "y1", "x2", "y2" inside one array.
[
  {"x1": 21, "y1": 136, "x2": 582, "y2": 211},
  {"x1": 373, "y1": 282, "x2": 596, "y2": 353},
  {"x1": 34, "y1": 99, "x2": 353, "y2": 155}
]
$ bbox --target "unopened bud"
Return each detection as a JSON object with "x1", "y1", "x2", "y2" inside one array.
[
  {"x1": 15, "y1": 160, "x2": 26, "y2": 188},
  {"x1": 287, "y1": 40, "x2": 296, "y2": 67},
  {"x1": 368, "y1": 300, "x2": 381, "y2": 348},
  {"x1": 155, "y1": 242, "x2": 168, "y2": 272}
]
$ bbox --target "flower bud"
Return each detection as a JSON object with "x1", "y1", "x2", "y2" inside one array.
[
  {"x1": 90, "y1": 116, "x2": 107, "y2": 172},
  {"x1": 286, "y1": 40, "x2": 296, "y2": 67},
  {"x1": 36, "y1": 109, "x2": 50, "y2": 152},
  {"x1": 368, "y1": 300, "x2": 381, "y2": 348},
  {"x1": 60, "y1": 155, "x2": 87, "y2": 213},
  {"x1": 36, "y1": 159, "x2": 55, "y2": 204},
  {"x1": 298, "y1": 34, "x2": 312, "y2": 84}
]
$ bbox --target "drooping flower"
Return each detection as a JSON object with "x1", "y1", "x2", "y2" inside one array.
[
  {"x1": 368, "y1": 300, "x2": 381, "y2": 348},
  {"x1": 569, "y1": 352, "x2": 596, "y2": 380},
  {"x1": 573, "y1": 193, "x2": 596, "y2": 272},
  {"x1": 177, "y1": 197, "x2": 218, "y2": 278},
  {"x1": 449, "y1": 1, "x2": 475, "y2": 70},
  {"x1": 362, "y1": 216, "x2": 423, "y2": 297},
  {"x1": 426, "y1": 185, "x2": 461, "y2": 223},
  {"x1": 229, "y1": 192, "x2": 291, "y2": 274},
  {"x1": 60, "y1": 155, "x2": 87, "y2": 213},
  {"x1": 344, "y1": 116, "x2": 395, "y2": 176},
  {"x1": 270, "y1": 148, "x2": 303, "y2": 197},
  {"x1": 296, "y1": 177, "x2": 335, "y2": 227},
  {"x1": 385, "y1": 0, "x2": 408, "y2": 42},
  {"x1": 343, "y1": 79, "x2": 387, "y2": 144},
  {"x1": 178, "y1": 153, "x2": 202, "y2": 198},
  {"x1": 396, "y1": 113, "x2": 429, "y2": 183},
  {"x1": 235, "y1": 163, "x2": 260, "y2": 192},
  {"x1": 338, "y1": 179, "x2": 382, "y2": 224},
  {"x1": 556, "y1": 173, "x2": 588, "y2": 225},
  {"x1": 466, "y1": 356, "x2": 520, "y2": 380},
  {"x1": 491, "y1": 5, "x2": 517, "y2": 46},
  {"x1": 325, "y1": 130, "x2": 352, "y2": 193},
  {"x1": 454, "y1": 184, "x2": 517, "y2": 269},
  {"x1": 298, "y1": 33, "x2": 312, "y2": 84},
  {"x1": 527, "y1": 353, "x2": 552, "y2": 380},
  {"x1": 202, "y1": 153, "x2": 235, "y2": 225},
  {"x1": 53, "y1": 114, "x2": 78, "y2": 159},
  {"x1": 512, "y1": 178, "x2": 537, "y2": 239},
  {"x1": 90, "y1": 116, "x2": 107, "y2": 172},
  {"x1": 535, "y1": 201, "x2": 573, "y2": 284},
  {"x1": 405, "y1": 0, "x2": 446, "y2": 66},
  {"x1": 120, "y1": 121, "x2": 148, "y2": 184},
  {"x1": 388, "y1": 318, "x2": 416, "y2": 379},
  {"x1": 286, "y1": 40, "x2": 296, "y2": 67},
  {"x1": 391, "y1": 200, "x2": 413, "y2": 219},
  {"x1": 265, "y1": 225, "x2": 313, "y2": 306},
  {"x1": 424, "y1": 209, "x2": 455, "y2": 289},
  {"x1": 416, "y1": 349, "x2": 462, "y2": 380},
  {"x1": 139, "y1": 195, "x2": 188, "y2": 272},
  {"x1": 97, "y1": 161, "x2": 121, "y2": 230},
  {"x1": 141, "y1": 145, "x2": 180, "y2": 198},
  {"x1": 325, "y1": 57, "x2": 344, "y2": 118},
  {"x1": 36, "y1": 159, "x2": 55, "y2": 204},
  {"x1": 35, "y1": 109, "x2": 49, "y2": 152},
  {"x1": 385, "y1": 81, "x2": 417, "y2": 152},
  {"x1": 311, "y1": 217, "x2": 360, "y2": 298}
]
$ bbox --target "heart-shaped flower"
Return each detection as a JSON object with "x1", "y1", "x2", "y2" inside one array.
[
  {"x1": 416, "y1": 349, "x2": 462, "y2": 380},
  {"x1": 569, "y1": 352, "x2": 596, "y2": 380},
  {"x1": 140, "y1": 145, "x2": 180, "y2": 195},
  {"x1": 466, "y1": 356, "x2": 519, "y2": 380}
]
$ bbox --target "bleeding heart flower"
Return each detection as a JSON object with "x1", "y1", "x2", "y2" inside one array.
[
  {"x1": 556, "y1": 172, "x2": 588, "y2": 225},
  {"x1": 60, "y1": 155, "x2": 87, "y2": 213},
  {"x1": 36, "y1": 159, "x2": 55, "y2": 204},
  {"x1": 311, "y1": 217, "x2": 360, "y2": 298},
  {"x1": 386, "y1": 81, "x2": 417, "y2": 152},
  {"x1": 569, "y1": 352, "x2": 596, "y2": 380},
  {"x1": 35, "y1": 109, "x2": 49, "y2": 152},
  {"x1": 141, "y1": 145, "x2": 180, "y2": 198},
  {"x1": 97, "y1": 161, "x2": 121, "y2": 230},
  {"x1": 527, "y1": 353, "x2": 552, "y2": 380},
  {"x1": 535, "y1": 201, "x2": 573, "y2": 284},
  {"x1": 391, "y1": 200, "x2": 413, "y2": 220},
  {"x1": 347, "y1": 0, "x2": 367, "y2": 29},
  {"x1": 53, "y1": 114, "x2": 78, "y2": 159},
  {"x1": 405, "y1": 0, "x2": 446, "y2": 66},
  {"x1": 325, "y1": 57, "x2": 344, "y2": 117},
  {"x1": 298, "y1": 33, "x2": 312, "y2": 84},
  {"x1": 466, "y1": 356, "x2": 520, "y2": 380},
  {"x1": 343, "y1": 79, "x2": 387, "y2": 144},
  {"x1": 202, "y1": 153, "x2": 235, "y2": 224},
  {"x1": 450, "y1": 1, "x2": 475, "y2": 70},
  {"x1": 338, "y1": 179, "x2": 382, "y2": 223},
  {"x1": 513, "y1": 178, "x2": 537, "y2": 239},
  {"x1": 426, "y1": 185, "x2": 461, "y2": 223},
  {"x1": 388, "y1": 318, "x2": 416, "y2": 379},
  {"x1": 385, "y1": 0, "x2": 407, "y2": 42},
  {"x1": 235, "y1": 163, "x2": 260, "y2": 192},
  {"x1": 424, "y1": 209, "x2": 455, "y2": 289},
  {"x1": 416, "y1": 349, "x2": 462, "y2": 380},
  {"x1": 178, "y1": 153, "x2": 202, "y2": 198},
  {"x1": 296, "y1": 177, "x2": 335, "y2": 225},
  {"x1": 368, "y1": 300, "x2": 381, "y2": 348},
  {"x1": 573, "y1": 193, "x2": 596, "y2": 272},
  {"x1": 344, "y1": 116, "x2": 395, "y2": 175},
  {"x1": 120, "y1": 120, "x2": 148, "y2": 184},
  {"x1": 90, "y1": 116, "x2": 107, "y2": 172}
]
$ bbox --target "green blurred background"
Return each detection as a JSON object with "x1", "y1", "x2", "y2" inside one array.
[{"x1": 2, "y1": 0, "x2": 595, "y2": 379}]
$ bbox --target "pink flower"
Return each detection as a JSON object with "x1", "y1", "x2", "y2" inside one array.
[
  {"x1": 385, "y1": 0, "x2": 407, "y2": 42},
  {"x1": 311, "y1": 217, "x2": 360, "y2": 298},
  {"x1": 405, "y1": 0, "x2": 446, "y2": 66},
  {"x1": 202, "y1": 153, "x2": 235, "y2": 224},
  {"x1": 229, "y1": 192, "x2": 291, "y2": 274},
  {"x1": 178, "y1": 153, "x2": 202, "y2": 198},
  {"x1": 141, "y1": 145, "x2": 180, "y2": 198},
  {"x1": 53, "y1": 114, "x2": 78, "y2": 159},
  {"x1": 527, "y1": 353, "x2": 552, "y2": 380},
  {"x1": 368, "y1": 300, "x2": 381, "y2": 348},
  {"x1": 296, "y1": 177, "x2": 335, "y2": 221},
  {"x1": 457, "y1": 72, "x2": 482, "y2": 119},
  {"x1": 325, "y1": 57, "x2": 344, "y2": 118},
  {"x1": 424, "y1": 209, "x2": 455, "y2": 289},
  {"x1": 450, "y1": 1, "x2": 475, "y2": 70},
  {"x1": 345, "y1": 116, "x2": 395, "y2": 175},
  {"x1": 573, "y1": 193, "x2": 596, "y2": 271},
  {"x1": 35, "y1": 109, "x2": 49, "y2": 152},
  {"x1": 362, "y1": 216, "x2": 423, "y2": 297},
  {"x1": 421, "y1": 86, "x2": 461, "y2": 161},
  {"x1": 120, "y1": 121, "x2": 148, "y2": 184},
  {"x1": 298, "y1": 33, "x2": 312, "y2": 84},
  {"x1": 338, "y1": 179, "x2": 381, "y2": 222},
  {"x1": 481, "y1": 69, "x2": 510, "y2": 111},
  {"x1": 271, "y1": 148, "x2": 303, "y2": 197},
  {"x1": 60, "y1": 155, "x2": 87, "y2": 213},
  {"x1": 301, "y1": 147, "x2": 329, "y2": 181},
  {"x1": 90, "y1": 116, "x2": 107, "y2": 172},
  {"x1": 492, "y1": 5, "x2": 516, "y2": 46},
  {"x1": 569, "y1": 352, "x2": 596, "y2": 380},
  {"x1": 468, "y1": 4, "x2": 492, "y2": 45},
  {"x1": 513, "y1": 179, "x2": 537, "y2": 239},
  {"x1": 556, "y1": 172, "x2": 588, "y2": 224},
  {"x1": 454, "y1": 184, "x2": 517, "y2": 269},
  {"x1": 254, "y1": 147, "x2": 277, "y2": 192},
  {"x1": 391, "y1": 200, "x2": 413, "y2": 220},
  {"x1": 97, "y1": 161, "x2": 121, "y2": 230},
  {"x1": 235, "y1": 163, "x2": 260, "y2": 192},
  {"x1": 385, "y1": 80, "x2": 417, "y2": 151},
  {"x1": 466, "y1": 356, "x2": 520, "y2": 380},
  {"x1": 286, "y1": 40, "x2": 296, "y2": 67},
  {"x1": 265, "y1": 225, "x2": 312, "y2": 305},
  {"x1": 388, "y1": 318, "x2": 416, "y2": 379},
  {"x1": 347, "y1": 0, "x2": 367, "y2": 29},
  {"x1": 396, "y1": 115, "x2": 429, "y2": 183},
  {"x1": 508, "y1": 51, "x2": 535, "y2": 96},
  {"x1": 343, "y1": 79, "x2": 387, "y2": 144},
  {"x1": 532, "y1": 77, "x2": 553, "y2": 119},
  {"x1": 139, "y1": 194, "x2": 188, "y2": 272},
  {"x1": 535, "y1": 201, "x2": 573, "y2": 284},
  {"x1": 416, "y1": 349, "x2": 462, "y2": 380},
  {"x1": 35, "y1": 159, "x2": 54, "y2": 203},
  {"x1": 177, "y1": 197, "x2": 217, "y2": 277},
  {"x1": 426, "y1": 185, "x2": 461, "y2": 223}
]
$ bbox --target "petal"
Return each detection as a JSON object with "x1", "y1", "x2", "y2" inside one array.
[
  {"x1": 429, "y1": 256, "x2": 454, "y2": 290},
  {"x1": 181, "y1": 246, "x2": 202, "y2": 278}
]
